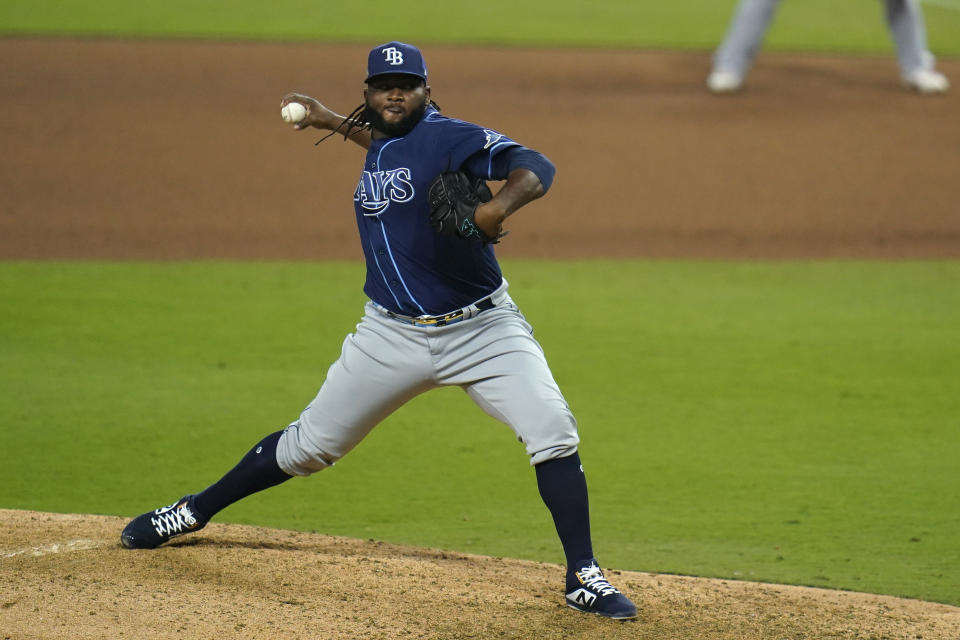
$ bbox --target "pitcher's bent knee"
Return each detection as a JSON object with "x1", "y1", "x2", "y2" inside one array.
[
  {"x1": 528, "y1": 436, "x2": 580, "y2": 466},
  {"x1": 276, "y1": 421, "x2": 337, "y2": 476},
  {"x1": 524, "y1": 410, "x2": 580, "y2": 466}
]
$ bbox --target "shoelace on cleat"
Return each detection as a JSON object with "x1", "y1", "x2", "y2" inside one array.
[
  {"x1": 576, "y1": 565, "x2": 620, "y2": 597},
  {"x1": 150, "y1": 502, "x2": 199, "y2": 537}
]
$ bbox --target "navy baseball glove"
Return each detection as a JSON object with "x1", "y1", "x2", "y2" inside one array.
[{"x1": 428, "y1": 171, "x2": 501, "y2": 243}]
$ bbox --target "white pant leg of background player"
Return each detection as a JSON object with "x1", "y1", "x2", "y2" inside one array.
[
  {"x1": 433, "y1": 302, "x2": 580, "y2": 466},
  {"x1": 884, "y1": 0, "x2": 936, "y2": 75},
  {"x1": 276, "y1": 304, "x2": 438, "y2": 476},
  {"x1": 713, "y1": 0, "x2": 783, "y2": 77}
]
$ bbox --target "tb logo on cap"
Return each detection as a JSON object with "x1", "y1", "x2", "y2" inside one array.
[{"x1": 382, "y1": 47, "x2": 404, "y2": 65}]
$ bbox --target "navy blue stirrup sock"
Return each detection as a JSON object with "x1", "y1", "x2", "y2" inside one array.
[
  {"x1": 535, "y1": 452, "x2": 594, "y2": 571},
  {"x1": 192, "y1": 430, "x2": 292, "y2": 519}
]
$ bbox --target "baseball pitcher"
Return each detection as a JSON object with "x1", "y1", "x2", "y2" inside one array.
[{"x1": 120, "y1": 41, "x2": 637, "y2": 620}]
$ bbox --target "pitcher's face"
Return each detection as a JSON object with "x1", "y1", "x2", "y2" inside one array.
[{"x1": 364, "y1": 74, "x2": 430, "y2": 138}]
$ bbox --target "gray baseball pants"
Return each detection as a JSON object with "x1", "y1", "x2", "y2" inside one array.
[{"x1": 276, "y1": 281, "x2": 580, "y2": 476}]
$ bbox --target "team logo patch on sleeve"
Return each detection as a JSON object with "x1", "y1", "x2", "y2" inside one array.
[{"x1": 483, "y1": 129, "x2": 504, "y2": 149}]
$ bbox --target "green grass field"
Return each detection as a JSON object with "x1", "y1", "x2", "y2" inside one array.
[
  {"x1": 1, "y1": 0, "x2": 959, "y2": 55},
  {"x1": 2, "y1": 261, "x2": 958, "y2": 605}
]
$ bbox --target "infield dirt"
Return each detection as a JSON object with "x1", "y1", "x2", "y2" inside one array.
[
  {"x1": 1, "y1": 38, "x2": 959, "y2": 639},
  {"x1": 1, "y1": 38, "x2": 959, "y2": 260}
]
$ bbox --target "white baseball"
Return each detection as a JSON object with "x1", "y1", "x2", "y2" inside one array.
[{"x1": 281, "y1": 102, "x2": 307, "y2": 124}]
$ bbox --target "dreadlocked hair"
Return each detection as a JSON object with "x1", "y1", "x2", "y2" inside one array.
[
  {"x1": 314, "y1": 100, "x2": 442, "y2": 146},
  {"x1": 314, "y1": 103, "x2": 368, "y2": 146}
]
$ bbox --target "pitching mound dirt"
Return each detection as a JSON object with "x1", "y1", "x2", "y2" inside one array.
[{"x1": 2, "y1": 510, "x2": 958, "y2": 640}]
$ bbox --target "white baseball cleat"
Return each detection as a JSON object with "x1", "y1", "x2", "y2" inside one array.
[
  {"x1": 706, "y1": 69, "x2": 744, "y2": 94},
  {"x1": 902, "y1": 69, "x2": 950, "y2": 95}
]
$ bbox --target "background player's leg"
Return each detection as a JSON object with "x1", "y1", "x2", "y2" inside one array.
[
  {"x1": 709, "y1": 0, "x2": 782, "y2": 91},
  {"x1": 884, "y1": 0, "x2": 930, "y2": 74},
  {"x1": 713, "y1": 0, "x2": 781, "y2": 72},
  {"x1": 884, "y1": 0, "x2": 950, "y2": 93}
]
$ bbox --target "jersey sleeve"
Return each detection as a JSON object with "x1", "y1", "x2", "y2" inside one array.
[
  {"x1": 428, "y1": 112, "x2": 520, "y2": 173},
  {"x1": 427, "y1": 111, "x2": 555, "y2": 191},
  {"x1": 462, "y1": 146, "x2": 556, "y2": 192}
]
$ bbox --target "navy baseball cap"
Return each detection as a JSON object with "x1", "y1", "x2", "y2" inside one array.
[{"x1": 365, "y1": 41, "x2": 428, "y2": 83}]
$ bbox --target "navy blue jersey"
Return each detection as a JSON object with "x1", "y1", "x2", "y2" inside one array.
[{"x1": 353, "y1": 107, "x2": 526, "y2": 316}]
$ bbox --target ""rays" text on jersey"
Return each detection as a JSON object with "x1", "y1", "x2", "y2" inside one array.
[{"x1": 355, "y1": 168, "x2": 415, "y2": 216}]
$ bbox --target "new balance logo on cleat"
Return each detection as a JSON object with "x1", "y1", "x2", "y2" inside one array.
[
  {"x1": 566, "y1": 588, "x2": 597, "y2": 607},
  {"x1": 121, "y1": 495, "x2": 207, "y2": 549},
  {"x1": 564, "y1": 560, "x2": 637, "y2": 619}
]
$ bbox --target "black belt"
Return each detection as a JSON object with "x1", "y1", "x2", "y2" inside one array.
[{"x1": 385, "y1": 296, "x2": 497, "y2": 327}]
